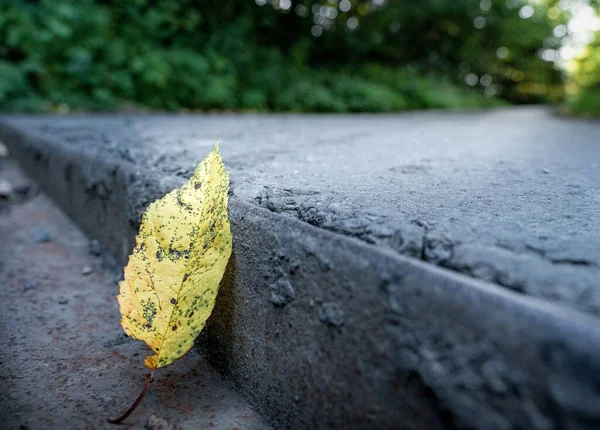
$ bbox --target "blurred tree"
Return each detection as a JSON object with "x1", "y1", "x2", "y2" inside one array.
[
  {"x1": 0, "y1": 0, "x2": 577, "y2": 112},
  {"x1": 273, "y1": 0, "x2": 568, "y2": 102},
  {"x1": 566, "y1": 28, "x2": 600, "y2": 116}
]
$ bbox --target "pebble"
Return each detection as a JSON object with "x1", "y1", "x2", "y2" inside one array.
[
  {"x1": 24, "y1": 281, "x2": 37, "y2": 291},
  {"x1": 82, "y1": 266, "x2": 94, "y2": 276},
  {"x1": 145, "y1": 414, "x2": 177, "y2": 430},
  {"x1": 58, "y1": 298, "x2": 69, "y2": 305},
  {"x1": 319, "y1": 302, "x2": 345, "y2": 327},
  {"x1": 542, "y1": 168, "x2": 550, "y2": 174},
  {"x1": 0, "y1": 179, "x2": 12, "y2": 198},
  {"x1": 33, "y1": 228, "x2": 52, "y2": 243},
  {"x1": 269, "y1": 278, "x2": 295, "y2": 307},
  {"x1": 0, "y1": 141, "x2": 8, "y2": 158},
  {"x1": 88, "y1": 239, "x2": 102, "y2": 256}
]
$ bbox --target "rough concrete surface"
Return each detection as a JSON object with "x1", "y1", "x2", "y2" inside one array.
[
  {"x1": 1, "y1": 107, "x2": 599, "y2": 317},
  {"x1": 0, "y1": 161, "x2": 270, "y2": 430},
  {"x1": 1, "y1": 108, "x2": 600, "y2": 429}
]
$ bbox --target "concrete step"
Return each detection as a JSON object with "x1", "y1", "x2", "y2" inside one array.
[
  {"x1": 1, "y1": 110, "x2": 600, "y2": 429},
  {"x1": 0, "y1": 161, "x2": 271, "y2": 430}
]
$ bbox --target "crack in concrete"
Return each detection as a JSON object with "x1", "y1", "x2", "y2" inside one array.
[
  {"x1": 526, "y1": 244, "x2": 598, "y2": 268},
  {"x1": 252, "y1": 185, "x2": 600, "y2": 317}
]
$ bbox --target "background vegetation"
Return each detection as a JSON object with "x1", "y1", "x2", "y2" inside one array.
[
  {"x1": 566, "y1": 27, "x2": 600, "y2": 116},
  {"x1": 0, "y1": 0, "x2": 598, "y2": 114}
]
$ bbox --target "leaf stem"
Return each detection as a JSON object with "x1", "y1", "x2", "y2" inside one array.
[{"x1": 108, "y1": 369, "x2": 156, "y2": 424}]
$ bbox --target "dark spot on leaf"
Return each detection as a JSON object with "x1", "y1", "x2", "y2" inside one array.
[
  {"x1": 170, "y1": 298, "x2": 177, "y2": 305},
  {"x1": 176, "y1": 190, "x2": 193, "y2": 211},
  {"x1": 172, "y1": 325, "x2": 178, "y2": 331},
  {"x1": 195, "y1": 183, "x2": 201, "y2": 190},
  {"x1": 168, "y1": 246, "x2": 190, "y2": 260},
  {"x1": 189, "y1": 311, "x2": 194, "y2": 317}
]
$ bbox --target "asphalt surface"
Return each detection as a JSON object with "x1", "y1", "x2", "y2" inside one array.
[
  {"x1": 0, "y1": 161, "x2": 270, "y2": 430},
  {"x1": 2, "y1": 107, "x2": 600, "y2": 317}
]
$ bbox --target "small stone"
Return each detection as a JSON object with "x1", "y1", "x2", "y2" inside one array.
[
  {"x1": 82, "y1": 266, "x2": 93, "y2": 276},
  {"x1": 0, "y1": 179, "x2": 13, "y2": 198},
  {"x1": 88, "y1": 239, "x2": 102, "y2": 256},
  {"x1": 145, "y1": 414, "x2": 178, "y2": 430},
  {"x1": 542, "y1": 168, "x2": 550, "y2": 174},
  {"x1": 58, "y1": 298, "x2": 69, "y2": 305},
  {"x1": 24, "y1": 282, "x2": 37, "y2": 291},
  {"x1": 0, "y1": 141, "x2": 8, "y2": 158},
  {"x1": 33, "y1": 228, "x2": 52, "y2": 243},
  {"x1": 269, "y1": 279, "x2": 295, "y2": 307},
  {"x1": 319, "y1": 302, "x2": 345, "y2": 327}
]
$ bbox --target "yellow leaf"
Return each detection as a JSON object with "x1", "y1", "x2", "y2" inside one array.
[{"x1": 117, "y1": 143, "x2": 232, "y2": 370}]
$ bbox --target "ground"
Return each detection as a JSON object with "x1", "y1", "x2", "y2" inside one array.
[
  {"x1": 1, "y1": 108, "x2": 600, "y2": 429},
  {"x1": 0, "y1": 161, "x2": 270, "y2": 430}
]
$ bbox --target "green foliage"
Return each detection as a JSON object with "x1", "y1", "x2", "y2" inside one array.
[
  {"x1": 566, "y1": 32, "x2": 600, "y2": 117},
  {"x1": 328, "y1": 75, "x2": 407, "y2": 112},
  {"x1": 0, "y1": 0, "x2": 569, "y2": 112},
  {"x1": 0, "y1": 61, "x2": 39, "y2": 111},
  {"x1": 277, "y1": 80, "x2": 340, "y2": 112},
  {"x1": 566, "y1": 86, "x2": 600, "y2": 117},
  {"x1": 358, "y1": 65, "x2": 501, "y2": 109}
]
